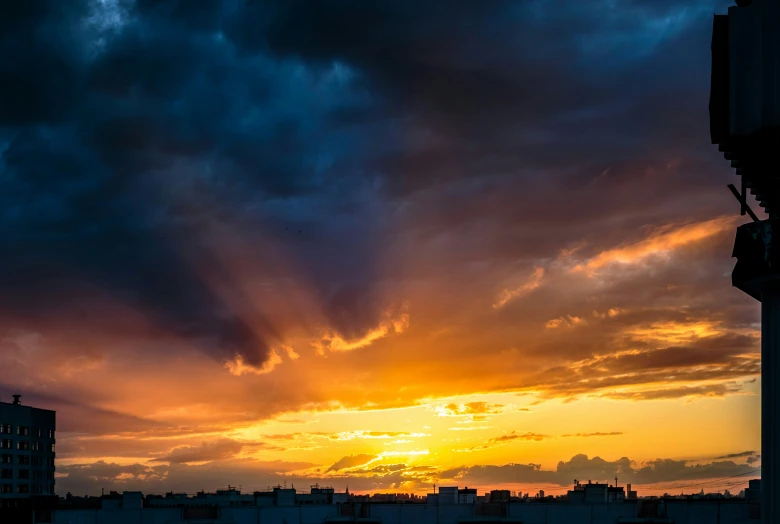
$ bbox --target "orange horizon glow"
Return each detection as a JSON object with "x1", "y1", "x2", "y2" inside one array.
[{"x1": 1, "y1": 214, "x2": 761, "y2": 497}]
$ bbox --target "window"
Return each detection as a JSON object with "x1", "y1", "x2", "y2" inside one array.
[
  {"x1": 0, "y1": 484, "x2": 12, "y2": 494},
  {"x1": 49, "y1": 484, "x2": 55, "y2": 493},
  {"x1": 17, "y1": 484, "x2": 29, "y2": 494},
  {"x1": 31, "y1": 442, "x2": 40, "y2": 452},
  {"x1": 17, "y1": 440, "x2": 29, "y2": 450},
  {"x1": 32, "y1": 484, "x2": 42, "y2": 494},
  {"x1": 1, "y1": 469, "x2": 12, "y2": 479},
  {"x1": 33, "y1": 470, "x2": 42, "y2": 480},
  {"x1": 48, "y1": 430, "x2": 54, "y2": 439},
  {"x1": 17, "y1": 455, "x2": 29, "y2": 465},
  {"x1": 0, "y1": 424, "x2": 11, "y2": 434},
  {"x1": 0, "y1": 439, "x2": 11, "y2": 449},
  {"x1": 18, "y1": 469, "x2": 29, "y2": 479},
  {"x1": 1, "y1": 454, "x2": 11, "y2": 464},
  {"x1": 46, "y1": 458, "x2": 55, "y2": 467},
  {"x1": 31, "y1": 456, "x2": 42, "y2": 467},
  {"x1": 17, "y1": 426, "x2": 29, "y2": 436},
  {"x1": 34, "y1": 428, "x2": 42, "y2": 438},
  {"x1": 50, "y1": 444, "x2": 55, "y2": 453}
]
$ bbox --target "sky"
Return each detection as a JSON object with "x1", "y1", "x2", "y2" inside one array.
[{"x1": 0, "y1": 0, "x2": 763, "y2": 498}]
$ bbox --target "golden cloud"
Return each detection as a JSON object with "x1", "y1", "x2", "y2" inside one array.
[
  {"x1": 456, "y1": 431, "x2": 550, "y2": 452},
  {"x1": 493, "y1": 267, "x2": 545, "y2": 309},
  {"x1": 224, "y1": 350, "x2": 283, "y2": 376},
  {"x1": 571, "y1": 216, "x2": 736, "y2": 275},
  {"x1": 545, "y1": 315, "x2": 584, "y2": 329},
  {"x1": 314, "y1": 311, "x2": 410, "y2": 354}
]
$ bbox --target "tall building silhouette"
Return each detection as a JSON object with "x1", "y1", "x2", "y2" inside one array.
[
  {"x1": 710, "y1": 2, "x2": 780, "y2": 523},
  {"x1": 0, "y1": 395, "x2": 56, "y2": 502}
]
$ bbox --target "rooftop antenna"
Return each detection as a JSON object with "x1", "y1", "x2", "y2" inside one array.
[{"x1": 615, "y1": 476, "x2": 618, "y2": 488}]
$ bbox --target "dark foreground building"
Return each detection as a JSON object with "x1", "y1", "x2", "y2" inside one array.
[{"x1": 0, "y1": 394, "x2": 57, "y2": 523}]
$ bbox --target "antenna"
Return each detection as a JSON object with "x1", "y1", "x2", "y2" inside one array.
[{"x1": 727, "y1": 184, "x2": 760, "y2": 221}]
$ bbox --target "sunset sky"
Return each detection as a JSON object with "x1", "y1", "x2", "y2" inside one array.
[{"x1": 0, "y1": 0, "x2": 763, "y2": 497}]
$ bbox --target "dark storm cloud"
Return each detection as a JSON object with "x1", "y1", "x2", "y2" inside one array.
[
  {"x1": 0, "y1": 0, "x2": 387, "y2": 366},
  {"x1": 0, "y1": 0, "x2": 739, "y2": 375},
  {"x1": 257, "y1": 0, "x2": 732, "y2": 198}
]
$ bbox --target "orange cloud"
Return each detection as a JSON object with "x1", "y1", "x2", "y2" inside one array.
[
  {"x1": 624, "y1": 320, "x2": 723, "y2": 346},
  {"x1": 224, "y1": 350, "x2": 283, "y2": 376},
  {"x1": 493, "y1": 267, "x2": 545, "y2": 308},
  {"x1": 327, "y1": 454, "x2": 376, "y2": 472},
  {"x1": 314, "y1": 311, "x2": 410, "y2": 354},
  {"x1": 545, "y1": 315, "x2": 584, "y2": 329},
  {"x1": 434, "y1": 402, "x2": 508, "y2": 417},
  {"x1": 572, "y1": 216, "x2": 736, "y2": 274},
  {"x1": 457, "y1": 431, "x2": 550, "y2": 452},
  {"x1": 561, "y1": 432, "x2": 624, "y2": 438}
]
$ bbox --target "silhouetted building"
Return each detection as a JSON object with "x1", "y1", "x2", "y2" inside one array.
[
  {"x1": 710, "y1": 2, "x2": 780, "y2": 523},
  {"x1": 0, "y1": 394, "x2": 56, "y2": 501},
  {"x1": 46, "y1": 486, "x2": 761, "y2": 524},
  {"x1": 745, "y1": 479, "x2": 761, "y2": 502},
  {"x1": 457, "y1": 487, "x2": 476, "y2": 504},
  {"x1": 489, "y1": 489, "x2": 511, "y2": 502},
  {"x1": 568, "y1": 480, "x2": 625, "y2": 504},
  {"x1": 437, "y1": 486, "x2": 458, "y2": 505}
]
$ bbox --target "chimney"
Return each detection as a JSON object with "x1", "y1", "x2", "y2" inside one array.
[
  {"x1": 627, "y1": 483, "x2": 632, "y2": 492},
  {"x1": 12, "y1": 395, "x2": 21, "y2": 405}
]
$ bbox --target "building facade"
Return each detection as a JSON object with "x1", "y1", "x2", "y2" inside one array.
[{"x1": 0, "y1": 395, "x2": 56, "y2": 500}]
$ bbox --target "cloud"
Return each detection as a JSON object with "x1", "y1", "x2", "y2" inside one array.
[
  {"x1": 593, "y1": 308, "x2": 625, "y2": 319},
  {"x1": 328, "y1": 431, "x2": 427, "y2": 441},
  {"x1": 601, "y1": 383, "x2": 746, "y2": 401},
  {"x1": 562, "y1": 432, "x2": 624, "y2": 438},
  {"x1": 715, "y1": 451, "x2": 755, "y2": 460},
  {"x1": 326, "y1": 454, "x2": 378, "y2": 472},
  {"x1": 571, "y1": 217, "x2": 736, "y2": 275},
  {"x1": 545, "y1": 315, "x2": 584, "y2": 329},
  {"x1": 514, "y1": 331, "x2": 759, "y2": 402},
  {"x1": 458, "y1": 431, "x2": 550, "y2": 452},
  {"x1": 224, "y1": 350, "x2": 284, "y2": 376},
  {"x1": 435, "y1": 402, "x2": 508, "y2": 417},
  {"x1": 494, "y1": 267, "x2": 545, "y2": 309},
  {"x1": 56, "y1": 450, "x2": 760, "y2": 496},
  {"x1": 314, "y1": 309, "x2": 410, "y2": 354},
  {"x1": 151, "y1": 439, "x2": 259, "y2": 464},
  {"x1": 0, "y1": 0, "x2": 761, "y2": 488},
  {"x1": 444, "y1": 453, "x2": 758, "y2": 489}
]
